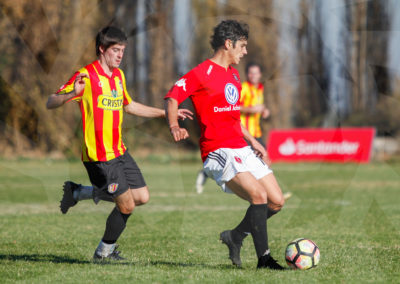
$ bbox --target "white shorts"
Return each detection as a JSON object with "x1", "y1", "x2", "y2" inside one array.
[{"x1": 203, "y1": 146, "x2": 273, "y2": 194}]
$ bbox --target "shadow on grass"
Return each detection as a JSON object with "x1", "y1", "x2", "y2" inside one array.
[
  {"x1": 0, "y1": 254, "x2": 241, "y2": 269},
  {"x1": 149, "y1": 260, "x2": 238, "y2": 270},
  {"x1": 0, "y1": 254, "x2": 91, "y2": 264}
]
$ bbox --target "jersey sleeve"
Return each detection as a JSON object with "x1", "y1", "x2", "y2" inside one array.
[
  {"x1": 56, "y1": 70, "x2": 86, "y2": 103},
  {"x1": 118, "y1": 69, "x2": 133, "y2": 105},
  {"x1": 164, "y1": 69, "x2": 201, "y2": 105},
  {"x1": 240, "y1": 83, "x2": 250, "y2": 107}
]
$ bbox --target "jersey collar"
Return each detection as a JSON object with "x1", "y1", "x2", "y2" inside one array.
[
  {"x1": 206, "y1": 59, "x2": 232, "y2": 72},
  {"x1": 93, "y1": 60, "x2": 117, "y2": 79}
]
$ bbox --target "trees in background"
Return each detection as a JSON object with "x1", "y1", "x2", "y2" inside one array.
[{"x1": 0, "y1": 0, "x2": 399, "y2": 157}]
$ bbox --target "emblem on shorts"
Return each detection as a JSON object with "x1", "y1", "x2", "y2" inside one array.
[
  {"x1": 234, "y1": 156, "x2": 242, "y2": 164},
  {"x1": 225, "y1": 83, "x2": 239, "y2": 105},
  {"x1": 108, "y1": 183, "x2": 119, "y2": 194}
]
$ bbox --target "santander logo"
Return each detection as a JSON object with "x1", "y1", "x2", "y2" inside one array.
[
  {"x1": 279, "y1": 138, "x2": 296, "y2": 156},
  {"x1": 278, "y1": 138, "x2": 360, "y2": 156}
]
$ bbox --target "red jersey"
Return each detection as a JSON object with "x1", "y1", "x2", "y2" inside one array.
[{"x1": 165, "y1": 59, "x2": 247, "y2": 161}]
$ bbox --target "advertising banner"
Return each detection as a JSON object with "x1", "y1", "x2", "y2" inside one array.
[{"x1": 267, "y1": 128, "x2": 375, "y2": 163}]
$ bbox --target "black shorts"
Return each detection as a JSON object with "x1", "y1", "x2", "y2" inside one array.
[{"x1": 83, "y1": 151, "x2": 146, "y2": 199}]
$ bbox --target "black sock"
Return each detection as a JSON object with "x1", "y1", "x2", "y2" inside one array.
[
  {"x1": 232, "y1": 206, "x2": 252, "y2": 243},
  {"x1": 248, "y1": 204, "x2": 269, "y2": 258},
  {"x1": 232, "y1": 205, "x2": 279, "y2": 243},
  {"x1": 267, "y1": 206, "x2": 280, "y2": 219},
  {"x1": 102, "y1": 207, "x2": 131, "y2": 244}
]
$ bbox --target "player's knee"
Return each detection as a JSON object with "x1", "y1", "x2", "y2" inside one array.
[
  {"x1": 138, "y1": 191, "x2": 149, "y2": 205},
  {"x1": 270, "y1": 195, "x2": 285, "y2": 210},
  {"x1": 276, "y1": 197, "x2": 285, "y2": 209},
  {"x1": 250, "y1": 190, "x2": 268, "y2": 204},
  {"x1": 118, "y1": 202, "x2": 135, "y2": 214}
]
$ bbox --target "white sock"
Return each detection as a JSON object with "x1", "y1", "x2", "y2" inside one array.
[
  {"x1": 95, "y1": 241, "x2": 116, "y2": 257},
  {"x1": 73, "y1": 186, "x2": 93, "y2": 201}
]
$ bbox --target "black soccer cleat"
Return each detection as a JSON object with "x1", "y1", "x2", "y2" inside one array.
[
  {"x1": 60, "y1": 181, "x2": 80, "y2": 214},
  {"x1": 93, "y1": 244, "x2": 126, "y2": 262},
  {"x1": 220, "y1": 230, "x2": 243, "y2": 267},
  {"x1": 257, "y1": 253, "x2": 285, "y2": 270}
]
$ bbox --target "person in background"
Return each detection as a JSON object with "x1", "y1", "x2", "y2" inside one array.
[{"x1": 239, "y1": 62, "x2": 270, "y2": 146}]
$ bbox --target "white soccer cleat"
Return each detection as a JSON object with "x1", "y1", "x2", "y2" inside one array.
[{"x1": 283, "y1": 191, "x2": 293, "y2": 201}]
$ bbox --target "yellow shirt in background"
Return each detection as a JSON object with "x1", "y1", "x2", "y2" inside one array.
[{"x1": 240, "y1": 81, "x2": 264, "y2": 138}]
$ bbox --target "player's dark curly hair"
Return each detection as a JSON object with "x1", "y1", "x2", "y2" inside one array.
[
  {"x1": 96, "y1": 26, "x2": 128, "y2": 56},
  {"x1": 210, "y1": 20, "x2": 249, "y2": 51}
]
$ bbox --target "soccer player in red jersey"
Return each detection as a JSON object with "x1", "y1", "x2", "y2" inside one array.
[
  {"x1": 165, "y1": 20, "x2": 285, "y2": 269},
  {"x1": 47, "y1": 26, "x2": 192, "y2": 261}
]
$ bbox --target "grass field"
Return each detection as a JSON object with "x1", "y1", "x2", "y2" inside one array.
[{"x1": 0, "y1": 157, "x2": 399, "y2": 283}]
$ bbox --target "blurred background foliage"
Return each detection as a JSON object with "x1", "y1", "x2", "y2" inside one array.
[{"x1": 0, "y1": 0, "x2": 399, "y2": 158}]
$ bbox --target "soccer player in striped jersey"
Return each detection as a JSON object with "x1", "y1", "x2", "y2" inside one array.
[
  {"x1": 240, "y1": 62, "x2": 270, "y2": 146},
  {"x1": 165, "y1": 20, "x2": 285, "y2": 269},
  {"x1": 46, "y1": 26, "x2": 192, "y2": 261}
]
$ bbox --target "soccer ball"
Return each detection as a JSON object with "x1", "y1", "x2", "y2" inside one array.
[{"x1": 285, "y1": 238, "x2": 320, "y2": 270}]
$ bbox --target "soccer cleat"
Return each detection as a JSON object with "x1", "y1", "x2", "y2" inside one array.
[
  {"x1": 195, "y1": 170, "x2": 207, "y2": 194},
  {"x1": 60, "y1": 181, "x2": 80, "y2": 214},
  {"x1": 257, "y1": 253, "x2": 285, "y2": 270},
  {"x1": 220, "y1": 230, "x2": 243, "y2": 267},
  {"x1": 283, "y1": 191, "x2": 293, "y2": 201},
  {"x1": 93, "y1": 244, "x2": 125, "y2": 262}
]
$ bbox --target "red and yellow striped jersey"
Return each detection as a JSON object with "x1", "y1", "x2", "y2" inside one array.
[
  {"x1": 56, "y1": 60, "x2": 133, "y2": 162},
  {"x1": 240, "y1": 81, "x2": 264, "y2": 138}
]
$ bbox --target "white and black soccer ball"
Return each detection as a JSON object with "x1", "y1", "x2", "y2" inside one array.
[{"x1": 285, "y1": 238, "x2": 320, "y2": 270}]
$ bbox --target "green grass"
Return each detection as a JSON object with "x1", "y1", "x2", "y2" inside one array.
[{"x1": 0, "y1": 158, "x2": 399, "y2": 283}]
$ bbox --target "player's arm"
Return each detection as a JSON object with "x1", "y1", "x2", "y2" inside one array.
[
  {"x1": 240, "y1": 104, "x2": 265, "y2": 114},
  {"x1": 46, "y1": 73, "x2": 88, "y2": 109},
  {"x1": 124, "y1": 101, "x2": 193, "y2": 120},
  {"x1": 241, "y1": 123, "x2": 271, "y2": 166},
  {"x1": 124, "y1": 101, "x2": 164, "y2": 117},
  {"x1": 165, "y1": 98, "x2": 190, "y2": 142}
]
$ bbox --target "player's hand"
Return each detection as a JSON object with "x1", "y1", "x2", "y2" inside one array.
[
  {"x1": 261, "y1": 108, "x2": 270, "y2": 119},
  {"x1": 177, "y1": 109, "x2": 194, "y2": 121},
  {"x1": 251, "y1": 140, "x2": 271, "y2": 167},
  {"x1": 74, "y1": 73, "x2": 89, "y2": 95},
  {"x1": 170, "y1": 126, "x2": 189, "y2": 142}
]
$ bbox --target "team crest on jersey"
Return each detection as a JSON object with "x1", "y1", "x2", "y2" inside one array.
[
  {"x1": 175, "y1": 78, "x2": 187, "y2": 91},
  {"x1": 108, "y1": 183, "x2": 119, "y2": 194},
  {"x1": 119, "y1": 81, "x2": 123, "y2": 90},
  {"x1": 233, "y1": 73, "x2": 240, "y2": 82},
  {"x1": 98, "y1": 81, "x2": 103, "y2": 88},
  {"x1": 234, "y1": 156, "x2": 242, "y2": 164},
  {"x1": 224, "y1": 83, "x2": 239, "y2": 105}
]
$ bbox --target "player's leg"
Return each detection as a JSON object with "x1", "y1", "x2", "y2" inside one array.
[
  {"x1": 94, "y1": 152, "x2": 149, "y2": 261},
  {"x1": 92, "y1": 155, "x2": 135, "y2": 261},
  {"x1": 129, "y1": 186, "x2": 150, "y2": 206},
  {"x1": 225, "y1": 172, "x2": 283, "y2": 269},
  {"x1": 122, "y1": 152, "x2": 149, "y2": 207},
  {"x1": 227, "y1": 173, "x2": 284, "y2": 247},
  {"x1": 94, "y1": 189, "x2": 134, "y2": 261},
  {"x1": 258, "y1": 173, "x2": 285, "y2": 219},
  {"x1": 195, "y1": 169, "x2": 208, "y2": 194}
]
